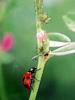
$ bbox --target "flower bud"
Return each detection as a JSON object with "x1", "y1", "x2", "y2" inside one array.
[{"x1": 37, "y1": 30, "x2": 47, "y2": 43}]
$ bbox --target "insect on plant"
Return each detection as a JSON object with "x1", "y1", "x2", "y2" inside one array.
[{"x1": 22, "y1": 67, "x2": 40, "y2": 91}]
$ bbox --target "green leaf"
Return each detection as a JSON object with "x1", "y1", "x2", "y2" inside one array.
[
  {"x1": 51, "y1": 42, "x2": 75, "y2": 56},
  {"x1": 48, "y1": 32, "x2": 71, "y2": 42},
  {"x1": 49, "y1": 40, "x2": 70, "y2": 47},
  {"x1": 63, "y1": 15, "x2": 75, "y2": 32}
]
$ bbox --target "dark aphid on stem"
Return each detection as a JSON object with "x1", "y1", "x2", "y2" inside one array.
[
  {"x1": 36, "y1": 47, "x2": 44, "y2": 54},
  {"x1": 32, "y1": 51, "x2": 49, "y2": 60},
  {"x1": 40, "y1": 14, "x2": 51, "y2": 23},
  {"x1": 44, "y1": 52, "x2": 49, "y2": 59},
  {"x1": 22, "y1": 67, "x2": 40, "y2": 91}
]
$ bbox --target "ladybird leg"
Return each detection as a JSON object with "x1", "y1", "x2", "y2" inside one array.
[
  {"x1": 36, "y1": 68, "x2": 41, "y2": 71},
  {"x1": 35, "y1": 77, "x2": 40, "y2": 81},
  {"x1": 31, "y1": 77, "x2": 35, "y2": 84},
  {"x1": 30, "y1": 78, "x2": 35, "y2": 91},
  {"x1": 32, "y1": 75, "x2": 40, "y2": 81},
  {"x1": 31, "y1": 84, "x2": 34, "y2": 91},
  {"x1": 33, "y1": 67, "x2": 41, "y2": 73}
]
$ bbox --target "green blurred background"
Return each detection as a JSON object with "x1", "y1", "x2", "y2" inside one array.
[{"x1": 0, "y1": 0, "x2": 75, "y2": 100}]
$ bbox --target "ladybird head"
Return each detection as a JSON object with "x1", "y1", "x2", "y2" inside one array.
[{"x1": 29, "y1": 67, "x2": 37, "y2": 74}]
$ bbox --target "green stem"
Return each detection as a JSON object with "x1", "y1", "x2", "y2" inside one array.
[
  {"x1": 29, "y1": 57, "x2": 46, "y2": 100},
  {"x1": 35, "y1": 0, "x2": 44, "y2": 30},
  {"x1": 0, "y1": 64, "x2": 7, "y2": 100},
  {"x1": 29, "y1": 0, "x2": 49, "y2": 100}
]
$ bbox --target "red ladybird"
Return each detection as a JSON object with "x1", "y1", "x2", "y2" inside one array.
[{"x1": 22, "y1": 67, "x2": 37, "y2": 90}]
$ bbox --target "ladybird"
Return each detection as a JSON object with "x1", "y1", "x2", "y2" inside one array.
[{"x1": 22, "y1": 67, "x2": 37, "y2": 90}]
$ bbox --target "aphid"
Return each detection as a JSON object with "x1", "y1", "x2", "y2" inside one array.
[
  {"x1": 36, "y1": 47, "x2": 44, "y2": 54},
  {"x1": 22, "y1": 67, "x2": 37, "y2": 91}
]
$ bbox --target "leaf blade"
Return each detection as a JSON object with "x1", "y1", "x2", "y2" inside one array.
[{"x1": 48, "y1": 32, "x2": 71, "y2": 42}]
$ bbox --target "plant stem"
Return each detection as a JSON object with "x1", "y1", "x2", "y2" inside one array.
[
  {"x1": 35, "y1": 0, "x2": 44, "y2": 30},
  {"x1": 29, "y1": 56, "x2": 46, "y2": 100},
  {"x1": 0, "y1": 64, "x2": 7, "y2": 100},
  {"x1": 29, "y1": 0, "x2": 50, "y2": 100}
]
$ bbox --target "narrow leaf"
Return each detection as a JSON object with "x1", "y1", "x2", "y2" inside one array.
[
  {"x1": 63, "y1": 15, "x2": 75, "y2": 32},
  {"x1": 48, "y1": 32, "x2": 71, "y2": 42},
  {"x1": 49, "y1": 40, "x2": 70, "y2": 47},
  {"x1": 51, "y1": 42, "x2": 75, "y2": 56},
  {"x1": 51, "y1": 50, "x2": 75, "y2": 56}
]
